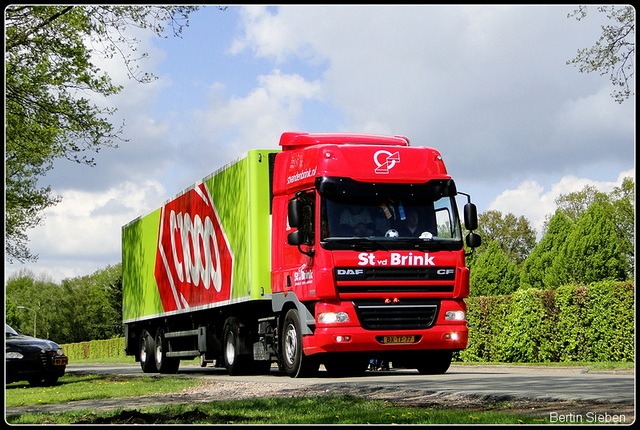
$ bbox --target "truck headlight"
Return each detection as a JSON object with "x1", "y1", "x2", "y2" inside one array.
[
  {"x1": 318, "y1": 312, "x2": 350, "y2": 324},
  {"x1": 444, "y1": 310, "x2": 466, "y2": 321}
]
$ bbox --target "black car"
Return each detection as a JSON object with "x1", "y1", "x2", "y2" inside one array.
[{"x1": 5, "y1": 324, "x2": 68, "y2": 386}]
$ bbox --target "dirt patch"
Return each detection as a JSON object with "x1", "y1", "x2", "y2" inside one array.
[{"x1": 73, "y1": 408, "x2": 255, "y2": 425}]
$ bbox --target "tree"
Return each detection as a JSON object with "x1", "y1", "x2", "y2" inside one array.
[
  {"x1": 5, "y1": 264, "x2": 125, "y2": 343},
  {"x1": 552, "y1": 184, "x2": 606, "y2": 224},
  {"x1": 5, "y1": 5, "x2": 200, "y2": 263},
  {"x1": 549, "y1": 203, "x2": 629, "y2": 287},
  {"x1": 608, "y1": 177, "x2": 635, "y2": 275},
  {"x1": 547, "y1": 178, "x2": 635, "y2": 278},
  {"x1": 5, "y1": 269, "x2": 59, "y2": 339},
  {"x1": 6, "y1": 297, "x2": 20, "y2": 328},
  {"x1": 520, "y1": 210, "x2": 574, "y2": 290},
  {"x1": 469, "y1": 241, "x2": 521, "y2": 297},
  {"x1": 474, "y1": 210, "x2": 537, "y2": 266},
  {"x1": 567, "y1": 5, "x2": 635, "y2": 103}
]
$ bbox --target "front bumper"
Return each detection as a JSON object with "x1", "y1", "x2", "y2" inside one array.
[{"x1": 303, "y1": 324, "x2": 468, "y2": 355}]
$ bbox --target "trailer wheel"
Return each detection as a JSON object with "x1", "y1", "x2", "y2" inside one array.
[
  {"x1": 223, "y1": 317, "x2": 248, "y2": 375},
  {"x1": 139, "y1": 329, "x2": 157, "y2": 373},
  {"x1": 155, "y1": 328, "x2": 180, "y2": 374},
  {"x1": 282, "y1": 309, "x2": 319, "y2": 378},
  {"x1": 416, "y1": 351, "x2": 452, "y2": 375}
]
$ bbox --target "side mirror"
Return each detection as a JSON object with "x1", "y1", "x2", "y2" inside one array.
[
  {"x1": 288, "y1": 198, "x2": 301, "y2": 228},
  {"x1": 466, "y1": 232, "x2": 481, "y2": 249},
  {"x1": 464, "y1": 203, "x2": 478, "y2": 231},
  {"x1": 288, "y1": 230, "x2": 303, "y2": 246}
]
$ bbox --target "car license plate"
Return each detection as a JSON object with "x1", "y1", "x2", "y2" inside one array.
[
  {"x1": 54, "y1": 357, "x2": 68, "y2": 366},
  {"x1": 383, "y1": 335, "x2": 415, "y2": 344}
]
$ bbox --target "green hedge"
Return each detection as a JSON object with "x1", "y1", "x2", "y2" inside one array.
[
  {"x1": 459, "y1": 280, "x2": 634, "y2": 363},
  {"x1": 62, "y1": 281, "x2": 633, "y2": 364},
  {"x1": 62, "y1": 337, "x2": 126, "y2": 361}
]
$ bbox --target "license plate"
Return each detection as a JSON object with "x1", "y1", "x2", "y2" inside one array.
[
  {"x1": 383, "y1": 335, "x2": 415, "y2": 344},
  {"x1": 54, "y1": 357, "x2": 68, "y2": 366}
]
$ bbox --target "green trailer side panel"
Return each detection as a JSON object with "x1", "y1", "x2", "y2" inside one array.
[
  {"x1": 247, "y1": 150, "x2": 273, "y2": 299},
  {"x1": 122, "y1": 208, "x2": 164, "y2": 321},
  {"x1": 203, "y1": 149, "x2": 274, "y2": 301},
  {"x1": 204, "y1": 155, "x2": 250, "y2": 301},
  {"x1": 122, "y1": 150, "x2": 277, "y2": 323}
]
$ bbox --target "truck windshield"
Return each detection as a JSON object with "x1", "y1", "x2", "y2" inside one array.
[{"x1": 317, "y1": 177, "x2": 463, "y2": 251}]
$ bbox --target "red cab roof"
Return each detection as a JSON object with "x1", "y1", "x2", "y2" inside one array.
[{"x1": 279, "y1": 132, "x2": 410, "y2": 151}]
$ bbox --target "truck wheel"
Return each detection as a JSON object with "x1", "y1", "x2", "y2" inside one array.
[
  {"x1": 282, "y1": 309, "x2": 319, "y2": 378},
  {"x1": 139, "y1": 329, "x2": 158, "y2": 373},
  {"x1": 223, "y1": 317, "x2": 248, "y2": 375},
  {"x1": 155, "y1": 328, "x2": 180, "y2": 374},
  {"x1": 416, "y1": 351, "x2": 452, "y2": 375}
]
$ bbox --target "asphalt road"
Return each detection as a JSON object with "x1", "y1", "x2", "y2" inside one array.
[{"x1": 66, "y1": 362, "x2": 635, "y2": 404}]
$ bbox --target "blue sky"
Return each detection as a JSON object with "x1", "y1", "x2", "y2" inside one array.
[{"x1": 6, "y1": 5, "x2": 635, "y2": 283}]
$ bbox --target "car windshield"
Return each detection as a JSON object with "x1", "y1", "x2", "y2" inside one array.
[
  {"x1": 318, "y1": 177, "x2": 463, "y2": 251},
  {"x1": 6, "y1": 324, "x2": 19, "y2": 336}
]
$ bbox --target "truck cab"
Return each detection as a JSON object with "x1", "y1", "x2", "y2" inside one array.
[{"x1": 270, "y1": 132, "x2": 480, "y2": 376}]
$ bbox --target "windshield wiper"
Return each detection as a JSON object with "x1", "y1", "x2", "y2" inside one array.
[
  {"x1": 324, "y1": 237, "x2": 389, "y2": 251},
  {"x1": 401, "y1": 237, "x2": 461, "y2": 251}
]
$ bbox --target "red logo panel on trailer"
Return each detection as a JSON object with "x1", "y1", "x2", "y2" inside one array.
[{"x1": 155, "y1": 182, "x2": 233, "y2": 312}]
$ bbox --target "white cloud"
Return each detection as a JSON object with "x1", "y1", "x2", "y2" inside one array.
[
  {"x1": 33, "y1": 180, "x2": 167, "y2": 257},
  {"x1": 228, "y1": 6, "x2": 300, "y2": 62},
  {"x1": 488, "y1": 169, "x2": 635, "y2": 239},
  {"x1": 188, "y1": 69, "x2": 323, "y2": 159},
  {"x1": 5, "y1": 180, "x2": 168, "y2": 283},
  {"x1": 228, "y1": 5, "x2": 634, "y2": 184}
]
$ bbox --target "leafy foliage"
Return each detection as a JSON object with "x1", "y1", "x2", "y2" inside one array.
[
  {"x1": 567, "y1": 5, "x2": 635, "y2": 103},
  {"x1": 549, "y1": 203, "x2": 628, "y2": 287},
  {"x1": 473, "y1": 210, "x2": 537, "y2": 266},
  {"x1": 520, "y1": 210, "x2": 574, "y2": 290},
  {"x1": 5, "y1": 5, "x2": 199, "y2": 263},
  {"x1": 469, "y1": 241, "x2": 520, "y2": 297},
  {"x1": 5, "y1": 265, "x2": 123, "y2": 344},
  {"x1": 460, "y1": 281, "x2": 634, "y2": 363}
]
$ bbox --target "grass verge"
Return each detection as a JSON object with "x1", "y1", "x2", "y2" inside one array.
[
  {"x1": 5, "y1": 374, "x2": 201, "y2": 407},
  {"x1": 7, "y1": 395, "x2": 548, "y2": 424}
]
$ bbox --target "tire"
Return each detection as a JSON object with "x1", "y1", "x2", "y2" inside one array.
[
  {"x1": 28, "y1": 378, "x2": 44, "y2": 387},
  {"x1": 43, "y1": 375, "x2": 60, "y2": 386},
  {"x1": 139, "y1": 329, "x2": 158, "y2": 373},
  {"x1": 416, "y1": 350, "x2": 452, "y2": 375},
  {"x1": 28, "y1": 377, "x2": 58, "y2": 387},
  {"x1": 155, "y1": 328, "x2": 180, "y2": 374},
  {"x1": 281, "y1": 309, "x2": 319, "y2": 378},
  {"x1": 223, "y1": 317, "x2": 249, "y2": 375}
]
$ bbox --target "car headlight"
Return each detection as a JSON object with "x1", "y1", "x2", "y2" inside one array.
[
  {"x1": 318, "y1": 312, "x2": 350, "y2": 324},
  {"x1": 6, "y1": 351, "x2": 24, "y2": 359}
]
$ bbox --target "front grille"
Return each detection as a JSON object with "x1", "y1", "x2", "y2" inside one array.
[
  {"x1": 37, "y1": 351, "x2": 49, "y2": 368},
  {"x1": 336, "y1": 267, "x2": 456, "y2": 282},
  {"x1": 353, "y1": 299, "x2": 439, "y2": 330},
  {"x1": 335, "y1": 267, "x2": 455, "y2": 294},
  {"x1": 338, "y1": 284, "x2": 453, "y2": 294}
]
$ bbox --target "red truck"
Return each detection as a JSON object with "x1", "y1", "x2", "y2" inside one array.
[{"x1": 122, "y1": 132, "x2": 480, "y2": 377}]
